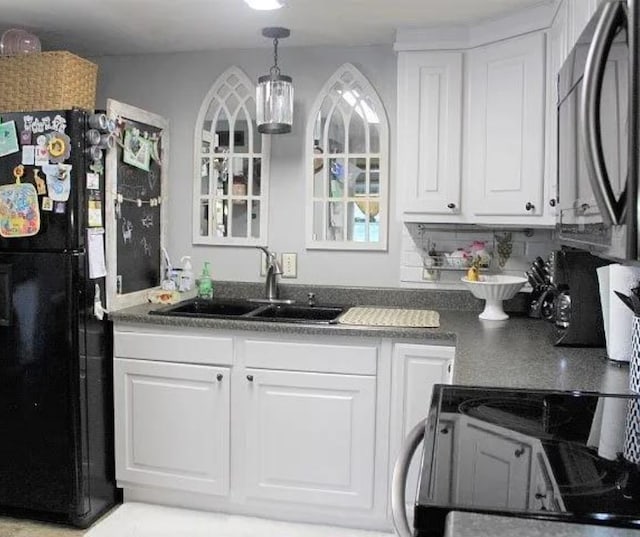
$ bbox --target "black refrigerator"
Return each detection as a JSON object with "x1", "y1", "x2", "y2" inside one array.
[{"x1": 0, "y1": 109, "x2": 119, "y2": 527}]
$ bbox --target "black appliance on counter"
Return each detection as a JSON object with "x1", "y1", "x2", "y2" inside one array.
[
  {"x1": 393, "y1": 385, "x2": 640, "y2": 537},
  {"x1": 526, "y1": 249, "x2": 611, "y2": 347},
  {"x1": 0, "y1": 110, "x2": 119, "y2": 526}
]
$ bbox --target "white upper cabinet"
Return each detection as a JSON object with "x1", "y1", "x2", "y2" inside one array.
[
  {"x1": 466, "y1": 32, "x2": 546, "y2": 220},
  {"x1": 545, "y1": 1, "x2": 569, "y2": 216},
  {"x1": 397, "y1": 52, "x2": 463, "y2": 219},
  {"x1": 567, "y1": 0, "x2": 602, "y2": 46},
  {"x1": 193, "y1": 67, "x2": 270, "y2": 246}
]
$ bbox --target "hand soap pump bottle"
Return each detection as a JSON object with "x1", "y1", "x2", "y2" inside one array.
[
  {"x1": 197, "y1": 261, "x2": 213, "y2": 300},
  {"x1": 179, "y1": 256, "x2": 194, "y2": 292}
]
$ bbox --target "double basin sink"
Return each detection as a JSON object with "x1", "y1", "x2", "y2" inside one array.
[{"x1": 150, "y1": 298, "x2": 348, "y2": 324}]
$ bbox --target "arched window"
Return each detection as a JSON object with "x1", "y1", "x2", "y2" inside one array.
[
  {"x1": 306, "y1": 63, "x2": 389, "y2": 250},
  {"x1": 193, "y1": 67, "x2": 270, "y2": 245}
]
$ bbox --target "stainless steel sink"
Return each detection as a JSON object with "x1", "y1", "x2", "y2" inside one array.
[{"x1": 150, "y1": 298, "x2": 347, "y2": 324}]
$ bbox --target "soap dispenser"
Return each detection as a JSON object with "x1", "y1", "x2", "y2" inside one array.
[
  {"x1": 179, "y1": 256, "x2": 194, "y2": 292},
  {"x1": 197, "y1": 261, "x2": 213, "y2": 299}
]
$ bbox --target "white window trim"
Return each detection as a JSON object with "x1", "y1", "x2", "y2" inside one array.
[
  {"x1": 192, "y1": 66, "x2": 270, "y2": 246},
  {"x1": 305, "y1": 63, "x2": 389, "y2": 251}
]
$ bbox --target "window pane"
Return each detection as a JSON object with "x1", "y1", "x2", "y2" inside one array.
[
  {"x1": 251, "y1": 200, "x2": 261, "y2": 238},
  {"x1": 327, "y1": 201, "x2": 344, "y2": 241},
  {"x1": 231, "y1": 200, "x2": 248, "y2": 238},
  {"x1": 369, "y1": 123, "x2": 380, "y2": 153},
  {"x1": 215, "y1": 108, "x2": 229, "y2": 152},
  {"x1": 199, "y1": 201, "x2": 210, "y2": 237},
  {"x1": 328, "y1": 107, "x2": 345, "y2": 153},
  {"x1": 215, "y1": 154, "x2": 229, "y2": 196},
  {"x1": 313, "y1": 201, "x2": 324, "y2": 241},
  {"x1": 231, "y1": 157, "x2": 249, "y2": 199},
  {"x1": 214, "y1": 199, "x2": 228, "y2": 237},
  {"x1": 347, "y1": 158, "x2": 366, "y2": 197},
  {"x1": 252, "y1": 158, "x2": 262, "y2": 197},
  {"x1": 201, "y1": 157, "x2": 210, "y2": 196},
  {"x1": 369, "y1": 157, "x2": 380, "y2": 196},
  {"x1": 348, "y1": 110, "x2": 366, "y2": 153},
  {"x1": 329, "y1": 158, "x2": 345, "y2": 198},
  {"x1": 234, "y1": 107, "x2": 250, "y2": 154},
  {"x1": 313, "y1": 154, "x2": 325, "y2": 198}
]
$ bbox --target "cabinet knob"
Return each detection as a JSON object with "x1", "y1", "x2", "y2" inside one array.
[
  {"x1": 549, "y1": 198, "x2": 557, "y2": 207},
  {"x1": 217, "y1": 373, "x2": 223, "y2": 382},
  {"x1": 447, "y1": 203, "x2": 456, "y2": 210},
  {"x1": 247, "y1": 374, "x2": 254, "y2": 382},
  {"x1": 535, "y1": 492, "x2": 547, "y2": 499},
  {"x1": 514, "y1": 447, "x2": 525, "y2": 458},
  {"x1": 525, "y1": 202, "x2": 535, "y2": 211},
  {"x1": 440, "y1": 427, "x2": 449, "y2": 435}
]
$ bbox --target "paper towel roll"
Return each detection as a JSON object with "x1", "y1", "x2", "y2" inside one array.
[
  {"x1": 608, "y1": 264, "x2": 640, "y2": 362},
  {"x1": 597, "y1": 266, "x2": 611, "y2": 359},
  {"x1": 631, "y1": 316, "x2": 640, "y2": 393},
  {"x1": 598, "y1": 364, "x2": 629, "y2": 460}
]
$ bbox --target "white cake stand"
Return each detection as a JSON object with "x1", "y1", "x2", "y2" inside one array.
[{"x1": 461, "y1": 275, "x2": 527, "y2": 321}]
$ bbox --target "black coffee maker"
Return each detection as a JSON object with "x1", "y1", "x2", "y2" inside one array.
[{"x1": 551, "y1": 248, "x2": 611, "y2": 347}]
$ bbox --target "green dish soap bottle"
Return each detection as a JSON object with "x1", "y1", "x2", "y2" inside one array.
[{"x1": 197, "y1": 261, "x2": 214, "y2": 299}]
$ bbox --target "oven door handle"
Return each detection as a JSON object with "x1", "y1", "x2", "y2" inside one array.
[
  {"x1": 391, "y1": 420, "x2": 425, "y2": 537},
  {"x1": 581, "y1": 0, "x2": 627, "y2": 226}
]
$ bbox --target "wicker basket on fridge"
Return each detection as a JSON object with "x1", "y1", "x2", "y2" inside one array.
[{"x1": 0, "y1": 51, "x2": 98, "y2": 112}]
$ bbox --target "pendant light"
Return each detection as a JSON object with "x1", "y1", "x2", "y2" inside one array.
[{"x1": 257, "y1": 27, "x2": 293, "y2": 134}]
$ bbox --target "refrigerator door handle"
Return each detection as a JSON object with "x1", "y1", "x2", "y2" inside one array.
[
  {"x1": 0, "y1": 264, "x2": 12, "y2": 327},
  {"x1": 581, "y1": 0, "x2": 627, "y2": 226}
]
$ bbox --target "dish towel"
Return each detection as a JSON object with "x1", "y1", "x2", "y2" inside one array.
[{"x1": 338, "y1": 307, "x2": 440, "y2": 328}]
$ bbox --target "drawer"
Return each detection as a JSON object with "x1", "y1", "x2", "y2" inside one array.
[
  {"x1": 244, "y1": 339, "x2": 377, "y2": 375},
  {"x1": 114, "y1": 329, "x2": 233, "y2": 366}
]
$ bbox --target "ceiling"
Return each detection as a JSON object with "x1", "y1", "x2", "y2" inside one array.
[{"x1": 0, "y1": 0, "x2": 551, "y2": 56}]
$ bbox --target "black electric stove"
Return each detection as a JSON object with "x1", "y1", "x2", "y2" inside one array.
[{"x1": 414, "y1": 385, "x2": 640, "y2": 537}]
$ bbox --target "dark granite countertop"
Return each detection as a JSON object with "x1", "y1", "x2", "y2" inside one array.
[
  {"x1": 110, "y1": 296, "x2": 627, "y2": 394},
  {"x1": 445, "y1": 511, "x2": 639, "y2": 537}
]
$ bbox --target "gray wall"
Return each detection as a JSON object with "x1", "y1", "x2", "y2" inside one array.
[{"x1": 95, "y1": 45, "x2": 401, "y2": 287}]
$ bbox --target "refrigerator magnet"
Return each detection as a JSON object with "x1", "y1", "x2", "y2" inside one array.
[
  {"x1": 41, "y1": 197, "x2": 53, "y2": 211},
  {"x1": 54, "y1": 201, "x2": 66, "y2": 214},
  {"x1": 88, "y1": 199, "x2": 102, "y2": 227},
  {"x1": 33, "y1": 170, "x2": 46, "y2": 195},
  {"x1": 0, "y1": 121, "x2": 19, "y2": 157},
  {"x1": 35, "y1": 146, "x2": 49, "y2": 166},
  {"x1": 0, "y1": 175, "x2": 40, "y2": 237},
  {"x1": 21, "y1": 145, "x2": 35, "y2": 166},
  {"x1": 86, "y1": 172, "x2": 100, "y2": 190},
  {"x1": 46, "y1": 132, "x2": 71, "y2": 163},
  {"x1": 20, "y1": 129, "x2": 32, "y2": 145},
  {"x1": 42, "y1": 164, "x2": 72, "y2": 202}
]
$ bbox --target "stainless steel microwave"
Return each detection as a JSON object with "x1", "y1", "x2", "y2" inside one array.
[{"x1": 557, "y1": 0, "x2": 639, "y2": 261}]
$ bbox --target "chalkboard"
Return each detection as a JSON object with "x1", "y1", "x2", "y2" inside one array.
[{"x1": 105, "y1": 100, "x2": 169, "y2": 311}]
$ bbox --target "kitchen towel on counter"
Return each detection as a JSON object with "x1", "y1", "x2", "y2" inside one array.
[
  {"x1": 598, "y1": 264, "x2": 640, "y2": 362},
  {"x1": 338, "y1": 307, "x2": 439, "y2": 328}
]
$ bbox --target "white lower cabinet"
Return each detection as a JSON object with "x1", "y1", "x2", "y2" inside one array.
[
  {"x1": 113, "y1": 324, "x2": 455, "y2": 530},
  {"x1": 114, "y1": 358, "x2": 230, "y2": 495},
  {"x1": 388, "y1": 343, "x2": 455, "y2": 512},
  {"x1": 242, "y1": 368, "x2": 376, "y2": 509}
]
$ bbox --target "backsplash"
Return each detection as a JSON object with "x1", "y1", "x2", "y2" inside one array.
[{"x1": 401, "y1": 224, "x2": 557, "y2": 289}]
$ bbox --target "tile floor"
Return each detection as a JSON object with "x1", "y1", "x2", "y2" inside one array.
[{"x1": 0, "y1": 503, "x2": 394, "y2": 537}]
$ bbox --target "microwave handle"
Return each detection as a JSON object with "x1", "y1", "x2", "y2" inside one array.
[{"x1": 581, "y1": 0, "x2": 626, "y2": 226}]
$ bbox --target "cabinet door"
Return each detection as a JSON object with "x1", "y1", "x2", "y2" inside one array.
[
  {"x1": 455, "y1": 420, "x2": 532, "y2": 510},
  {"x1": 114, "y1": 358, "x2": 230, "y2": 495},
  {"x1": 242, "y1": 369, "x2": 376, "y2": 509},
  {"x1": 568, "y1": 0, "x2": 601, "y2": 46},
  {"x1": 398, "y1": 51, "x2": 463, "y2": 218},
  {"x1": 389, "y1": 344, "x2": 455, "y2": 509},
  {"x1": 545, "y1": 1, "x2": 569, "y2": 217},
  {"x1": 467, "y1": 32, "x2": 546, "y2": 218}
]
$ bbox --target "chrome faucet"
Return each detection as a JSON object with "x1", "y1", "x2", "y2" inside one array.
[{"x1": 257, "y1": 247, "x2": 283, "y2": 301}]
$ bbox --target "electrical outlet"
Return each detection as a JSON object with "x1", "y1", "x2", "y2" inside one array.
[{"x1": 281, "y1": 253, "x2": 297, "y2": 278}]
